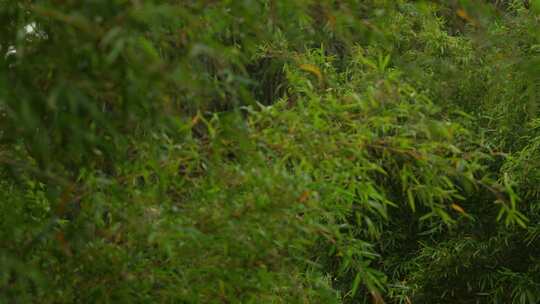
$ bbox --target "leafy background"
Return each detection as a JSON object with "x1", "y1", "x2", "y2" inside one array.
[{"x1": 1, "y1": 0, "x2": 540, "y2": 303}]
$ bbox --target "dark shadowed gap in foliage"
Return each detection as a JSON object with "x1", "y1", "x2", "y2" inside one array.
[
  {"x1": 246, "y1": 56, "x2": 288, "y2": 106},
  {"x1": 432, "y1": 0, "x2": 531, "y2": 36}
]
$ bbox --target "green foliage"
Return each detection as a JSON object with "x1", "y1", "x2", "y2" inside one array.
[{"x1": 1, "y1": 0, "x2": 540, "y2": 303}]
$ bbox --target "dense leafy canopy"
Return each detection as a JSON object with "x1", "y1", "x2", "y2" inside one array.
[{"x1": 1, "y1": 0, "x2": 540, "y2": 303}]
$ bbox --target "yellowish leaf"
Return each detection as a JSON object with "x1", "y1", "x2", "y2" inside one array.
[
  {"x1": 299, "y1": 63, "x2": 323, "y2": 84},
  {"x1": 451, "y1": 203, "x2": 466, "y2": 214},
  {"x1": 298, "y1": 190, "x2": 310, "y2": 203},
  {"x1": 456, "y1": 9, "x2": 475, "y2": 24},
  {"x1": 371, "y1": 291, "x2": 385, "y2": 304}
]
